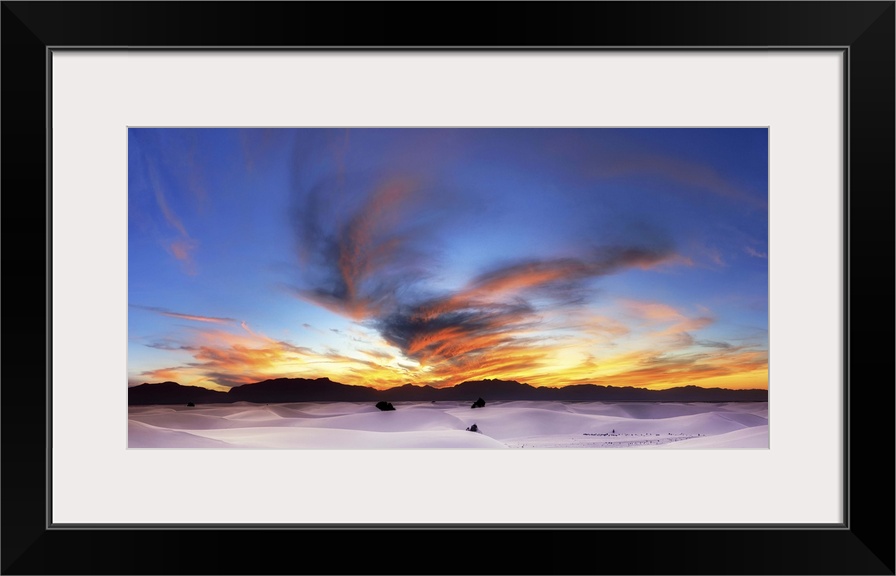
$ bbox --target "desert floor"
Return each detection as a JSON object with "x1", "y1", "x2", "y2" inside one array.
[{"x1": 129, "y1": 400, "x2": 768, "y2": 449}]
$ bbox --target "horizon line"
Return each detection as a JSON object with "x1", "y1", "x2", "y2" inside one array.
[{"x1": 129, "y1": 377, "x2": 769, "y2": 393}]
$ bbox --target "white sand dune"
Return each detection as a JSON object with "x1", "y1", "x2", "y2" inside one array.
[
  {"x1": 661, "y1": 425, "x2": 770, "y2": 449},
  {"x1": 128, "y1": 401, "x2": 768, "y2": 449},
  {"x1": 180, "y1": 427, "x2": 509, "y2": 449},
  {"x1": 128, "y1": 420, "x2": 233, "y2": 448}
]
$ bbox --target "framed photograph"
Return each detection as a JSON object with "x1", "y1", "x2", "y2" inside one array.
[{"x1": 3, "y1": 2, "x2": 892, "y2": 574}]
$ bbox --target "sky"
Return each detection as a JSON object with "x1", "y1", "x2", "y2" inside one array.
[{"x1": 128, "y1": 128, "x2": 768, "y2": 392}]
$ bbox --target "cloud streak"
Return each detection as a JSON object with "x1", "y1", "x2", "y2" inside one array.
[
  {"x1": 582, "y1": 149, "x2": 767, "y2": 211},
  {"x1": 147, "y1": 160, "x2": 198, "y2": 272},
  {"x1": 745, "y1": 246, "x2": 768, "y2": 259},
  {"x1": 604, "y1": 348, "x2": 769, "y2": 389},
  {"x1": 131, "y1": 305, "x2": 237, "y2": 325},
  {"x1": 292, "y1": 177, "x2": 439, "y2": 320},
  {"x1": 136, "y1": 320, "x2": 418, "y2": 390}
]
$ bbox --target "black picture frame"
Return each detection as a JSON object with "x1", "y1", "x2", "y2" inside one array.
[{"x1": 2, "y1": 2, "x2": 892, "y2": 574}]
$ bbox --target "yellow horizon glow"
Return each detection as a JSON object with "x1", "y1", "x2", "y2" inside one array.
[
  {"x1": 131, "y1": 304, "x2": 768, "y2": 393},
  {"x1": 132, "y1": 358, "x2": 769, "y2": 393}
]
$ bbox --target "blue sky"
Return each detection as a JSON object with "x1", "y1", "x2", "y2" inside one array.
[{"x1": 128, "y1": 128, "x2": 768, "y2": 391}]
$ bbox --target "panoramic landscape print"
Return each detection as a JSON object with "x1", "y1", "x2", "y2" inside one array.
[{"x1": 128, "y1": 128, "x2": 769, "y2": 449}]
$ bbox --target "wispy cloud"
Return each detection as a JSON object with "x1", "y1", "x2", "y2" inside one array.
[
  {"x1": 292, "y1": 177, "x2": 438, "y2": 320},
  {"x1": 620, "y1": 300, "x2": 714, "y2": 334},
  {"x1": 745, "y1": 246, "x2": 768, "y2": 259},
  {"x1": 359, "y1": 348, "x2": 395, "y2": 362},
  {"x1": 139, "y1": 366, "x2": 188, "y2": 383},
  {"x1": 566, "y1": 346, "x2": 768, "y2": 389},
  {"x1": 145, "y1": 341, "x2": 196, "y2": 351},
  {"x1": 131, "y1": 304, "x2": 237, "y2": 325},
  {"x1": 135, "y1": 321, "x2": 414, "y2": 390},
  {"x1": 582, "y1": 149, "x2": 767, "y2": 211},
  {"x1": 147, "y1": 160, "x2": 198, "y2": 273},
  {"x1": 697, "y1": 339, "x2": 733, "y2": 349}
]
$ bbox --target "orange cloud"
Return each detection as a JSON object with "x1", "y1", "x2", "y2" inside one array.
[
  {"x1": 137, "y1": 321, "x2": 415, "y2": 390},
  {"x1": 138, "y1": 315, "x2": 767, "y2": 392},
  {"x1": 140, "y1": 367, "x2": 184, "y2": 382},
  {"x1": 619, "y1": 299, "x2": 714, "y2": 340},
  {"x1": 148, "y1": 160, "x2": 198, "y2": 272},
  {"x1": 359, "y1": 348, "x2": 395, "y2": 361},
  {"x1": 414, "y1": 343, "x2": 553, "y2": 388},
  {"x1": 293, "y1": 178, "x2": 432, "y2": 321},
  {"x1": 622, "y1": 300, "x2": 684, "y2": 322},
  {"x1": 169, "y1": 238, "x2": 197, "y2": 265},
  {"x1": 577, "y1": 347, "x2": 768, "y2": 390}
]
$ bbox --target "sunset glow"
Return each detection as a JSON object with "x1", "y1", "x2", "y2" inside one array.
[{"x1": 129, "y1": 128, "x2": 768, "y2": 391}]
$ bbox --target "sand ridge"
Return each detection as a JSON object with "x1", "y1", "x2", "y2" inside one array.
[{"x1": 128, "y1": 401, "x2": 769, "y2": 449}]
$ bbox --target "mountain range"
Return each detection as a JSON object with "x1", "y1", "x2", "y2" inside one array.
[{"x1": 128, "y1": 377, "x2": 768, "y2": 405}]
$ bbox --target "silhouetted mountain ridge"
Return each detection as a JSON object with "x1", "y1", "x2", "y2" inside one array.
[
  {"x1": 227, "y1": 377, "x2": 380, "y2": 402},
  {"x1": 128, "y1": 382, "x2": 231, "y2": 405},
  {"x1": 128, "y1": 377, "x2": 768, "y2": 405}
]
